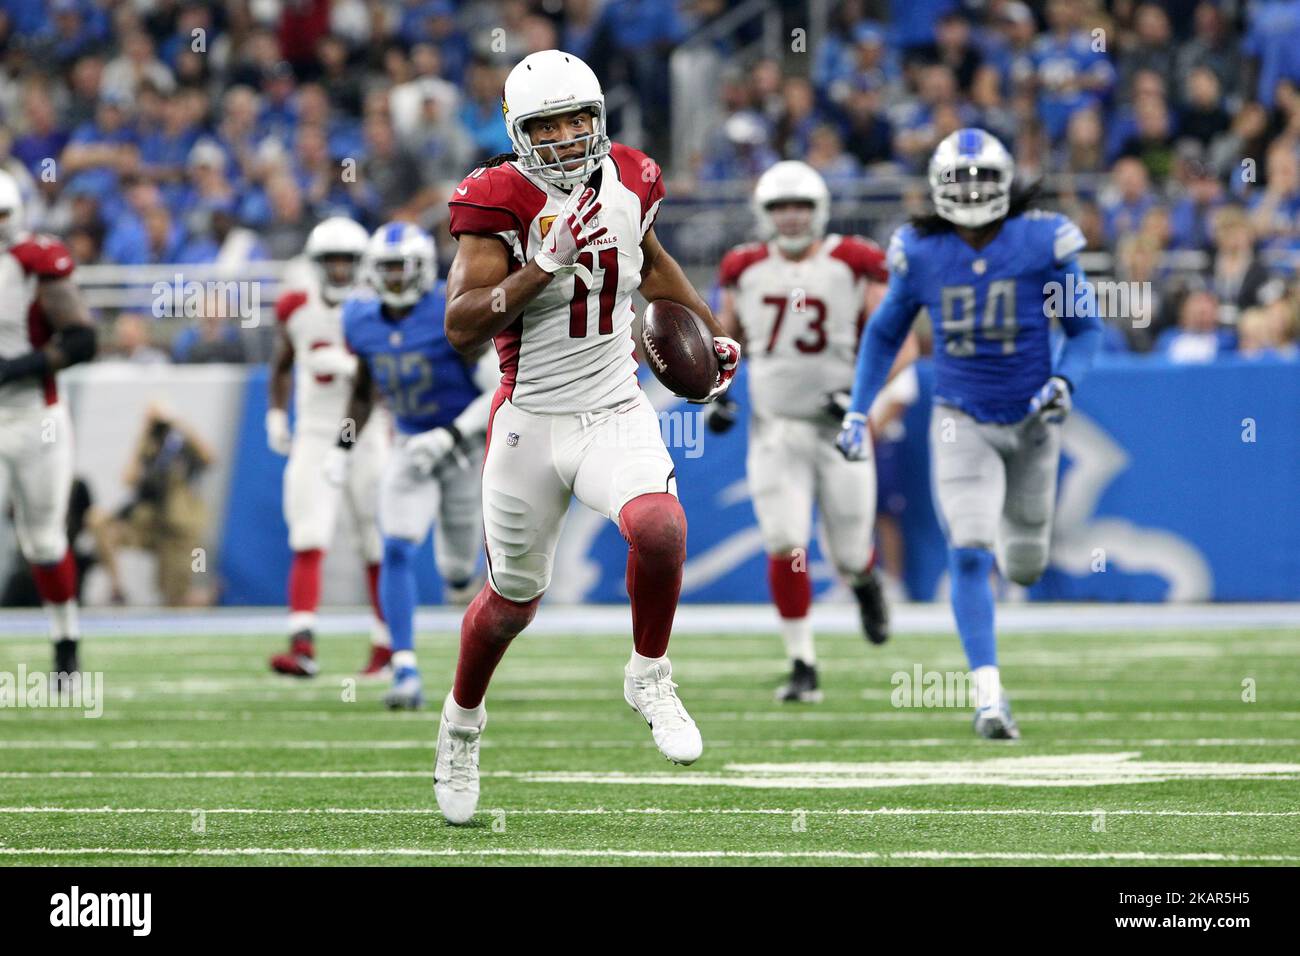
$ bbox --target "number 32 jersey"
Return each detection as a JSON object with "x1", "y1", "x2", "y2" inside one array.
[
  {"x1": 719, "y1": 235, "x2": 886, "y2": 422},
  {"x1": 448, "y1": 143, "x2": 665, "y2": 414},
  {"x1": 879, "y1": 210, "x2": 1087, "y2": 423},
  {"x1": 342, "y1": 283, "x2": 480, "y2": 435}
]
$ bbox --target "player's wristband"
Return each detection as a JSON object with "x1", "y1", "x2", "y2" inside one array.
[
  {"x1": 444, "y1": 423, "x2": 463, "y2": 446},
  {"x1": 842, "y1": 411, "x2": 869, "y2": 426}
]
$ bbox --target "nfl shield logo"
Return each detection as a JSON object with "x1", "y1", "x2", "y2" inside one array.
[
  {"x1": 389, "y1": 331, "x2": 402, "y2": 346},
  {"x1": 506, "y1": 432, "x2": 520, "y2": 447}
]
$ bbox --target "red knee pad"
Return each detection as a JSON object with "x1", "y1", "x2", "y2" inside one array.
[{"x1": 618, "y1": 493, "x2": 687, "y2": 565}]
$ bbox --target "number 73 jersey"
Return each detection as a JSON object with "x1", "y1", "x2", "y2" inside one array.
[
  {"x1": 719, "y1": 235, "x2": 887, "y2": 422},
  {"x1": 883, "y1": 210, "x2": 1087, "y2": 423},
  {"x1": 448, "y1": 143, "x2": 666, "y2": 414}
]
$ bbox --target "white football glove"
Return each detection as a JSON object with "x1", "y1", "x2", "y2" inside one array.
[
  {"x1": 1029, "y1": 375, "x2": 1073, "y2": 424},
  {"x1": 534, "y1": 185, "x2": 607, "y2": 280},
  {"x1": 305, "y1": 346, "x2": 359, "y2": 379},
  {"x1": 691, "y1": 336, "x2": 742, "y2": 404},
  {"x1": 405, "y1": 426, "x2": 465, "y2": 478},
  {"x1": 322, "y1": 445, "x2": 350, "y2": 487},
  {"x1": 265, "y1": 407, "x2": 291, "y2": 456}
]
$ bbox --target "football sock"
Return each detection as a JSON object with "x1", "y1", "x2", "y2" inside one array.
[
  {"x1": 768, "y1": 554, "x2": 813, "y2": 662},
  {"x1": 366, "y1": 561, "x2": 386, "y2": 618},
  {"x1": 629, "y1": 649, "x2": 667, "y2": 676},
  {"x1": 380, "y1": 537, "x2": 419, "y2": 654},
  {"x1": 618, "y1": 493, "x2": 686, "y2": 659},
  {"x1": 974, "y1": 664, "x2": 1002, "y2": 711},
  {"x1": 780, "y1": 617, "x2": 815, "y2": 665},
  {"x1": 32, "y1": 551, "x2": 79, "y2": 640},
  {"x1": 392, "y1": 650, "x2": 417, "y2": 672},
  {"x1": 446, "y1": 693, "x2": 485, "y2": 727},
  {"x1": 453, "y1": 585, "x2": 540, "y2": 708},
  {"x1": 949, "y1": 547, "x2": 997, "y2": 670},
  {"x1": 287, "y1": 549, "x2": 323, "y2": 633}
]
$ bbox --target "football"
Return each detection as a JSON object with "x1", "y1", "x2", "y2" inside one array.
[{"x1": 640, "y1": 299, "x2": 717, "y2": 401}]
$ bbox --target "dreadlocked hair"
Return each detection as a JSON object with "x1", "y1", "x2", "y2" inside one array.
[{"x1": 478, "y1": 152, "x2": 517, "y2": 169}]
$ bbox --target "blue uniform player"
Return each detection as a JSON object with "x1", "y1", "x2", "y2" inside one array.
[
  {"x1": 837, "y1": 129, "x2": 1102, "y2": 738},
  {"x1": 328, "y1": 222, "x2": 497, "y2": 709}
]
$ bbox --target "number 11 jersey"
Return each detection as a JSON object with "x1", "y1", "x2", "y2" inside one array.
[{"x1": 448, "y1": 143, "x2": 665, "y2": 414}]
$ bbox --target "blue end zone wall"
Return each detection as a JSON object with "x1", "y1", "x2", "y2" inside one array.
[{"x1": 219, "y1": 358, "x2": 1300, "y2": 604}]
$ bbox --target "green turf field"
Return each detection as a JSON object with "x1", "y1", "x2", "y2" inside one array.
[{"x1": 1, "y1": 624, "x2": 1297, "y2": 865}]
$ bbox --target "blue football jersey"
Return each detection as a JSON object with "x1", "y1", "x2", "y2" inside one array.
[
  {"x1": 342, "y1": 282, "x2": 481, "y2": 435},
  {"x1": 884, "y1": 211, "x2": 1088, "y2": 423}
]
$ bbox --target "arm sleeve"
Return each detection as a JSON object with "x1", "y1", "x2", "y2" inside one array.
[
  {"x1": 847, "y1": 272, "x2": 918, "y2": 417},
  {"x1": 1053, "y1": 257, "x2": 1102, "y2": 390}
]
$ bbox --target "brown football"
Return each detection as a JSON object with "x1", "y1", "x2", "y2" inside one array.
[{"x1": 640, "y1": 300, "x2": 717, "y2": 401}]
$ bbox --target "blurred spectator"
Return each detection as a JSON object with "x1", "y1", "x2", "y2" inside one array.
[
  {"x1": 698, "y1": 112, "x2": 778, "y2": 185},
  {"x1": 1237, "y1": 304, "x2": 1299, "y2": 359},
  {"x1": 1117, "y1": 4, "x2": 1177, "y2": 100},
  {"x1": 106, "y1": 313, "x2": 169, "y2": 365},
  {"x1": 1207, "y1": 205, "x2": 1275, "y2": 321},
  {"x1": 1169, "y1": 159, "x2": 1227, "y2": 251},
  {"x1": 1155, "y1": 290, "x2": 1236, "y2": 362},
  {"x1": 458, "y1": 59, "x2": 513, "y2": 161},
  {"x1": 1176, "y1": 2, "x2": 1243, "y2": 105},
  {"x1": 1102, "y1": 158, "x2": 1159, "y2": 245},
  {"x1": 1026, "y1": 0, "x2": 1116, "y2": 143},
  {"x1": 102, "y1": 27, "x2": 175, "y2": 99},
  {"x1": 173, "y1": 312, "x2": 247, "y2": 364},
  {"x1": 1179, "y1": 67, "x2": 1231, "y2": 147}
]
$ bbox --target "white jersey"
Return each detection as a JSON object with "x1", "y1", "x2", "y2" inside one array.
[
  {"x1": 448, "y1": 143, "x2": 665, "y2": 414},
  {"x1": 277, "y1": 286, "x2": 362, "y2": 436},
  {"x1": 720, "y1": 234, "x2": 887, "y2": 422},
  {"x1": 0, "y1": 233, "x2": 76, "y2": 411}
]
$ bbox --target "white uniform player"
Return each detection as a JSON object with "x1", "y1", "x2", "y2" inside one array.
[
  {"x1": 715, "y1": 160, "x2": 894, "y2": 702},
  {"x1": 433, "y1": 50, "x2": 742, "y2": 823},
  {"x1": 267, "y1": 217, "x2": 393, "y2": 678},
  {"x1": 0, "y1": 169, "x2": 96, "y2": 681}
]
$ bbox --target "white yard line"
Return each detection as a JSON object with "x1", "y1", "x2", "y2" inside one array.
[
  {"x1": 2, "y1": 737, "x2": 1298, "y2": 750},
  {"x1": 0, "y1": 847, "x2": 1295, "y2": 862},
  {"x1": 0, "y1": 806, "x2": 1297, "y2": 817}
]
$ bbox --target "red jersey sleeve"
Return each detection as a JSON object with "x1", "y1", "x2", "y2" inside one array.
[
  {"x1": 275, "y1": 290, "x2": 309, "y2": 324},
  {"x1": 9, "y1": 235, "x2": 75, "y2": 279},
  {"x1": 830, "y1": 235, "x2": 888, "y2": 283},
  {"x1": 448, "y1": 163, "x2": 547, "y2": 245},
  {"x1": 610, "y1": 143, "x2": 665, "y2": 236},
  {"x1": 717, "y1": 243, "x2": 769, "y2": 288}
]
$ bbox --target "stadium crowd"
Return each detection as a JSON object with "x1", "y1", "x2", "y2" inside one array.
[{"x1": 0, "y1": 0, "x2": 1297, "y2": 362}]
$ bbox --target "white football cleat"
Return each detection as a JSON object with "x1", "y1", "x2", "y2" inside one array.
[
  {"x1": 623, "y1": 656, "x2": 703, "y2": 765},
  {"x1": 433, "y1": 694, "x2": 485, "y2": 824}
]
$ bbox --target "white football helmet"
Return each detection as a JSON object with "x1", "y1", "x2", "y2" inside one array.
[
  {"x1": 753, "y1": 160, "x2": 830, "y2": 255},
  {"x1": 0, "y1": 169, "x2": 25, "y2": 250},
  {"x1": 928, "y1": 128, "x2": 1015, "y2": 228},
  {"x1": 502, "y1": 49, "x2": 612, "y2": 186},
  {"x1": 365, "y1": 222, "x2": 436, "y2": 309},
  {"x1": 304, "y1": 216, "x2": 369, "y2": 305}
]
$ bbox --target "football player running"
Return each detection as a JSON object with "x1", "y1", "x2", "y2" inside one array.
[
  {"x1": 330, "y1": 222, "x2": 496, "y2": 710},
  {"x1": 837, "y1": 129, "x2": 1101, "y2": 739},
  {"x1": 268, "y1": 217, "x2": 394, "y2": 679},
  {"x1": 713, "y1": 161, "x2": 910, "y2": 703},
  {"x1": 437, "y1": 49, "x2": 741, "y2": 823},
  {"x1": 0, "y1": 169, "x2": 96, "y2": 684}
]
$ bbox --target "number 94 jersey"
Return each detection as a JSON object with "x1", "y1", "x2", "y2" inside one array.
[
  {"x1": 885, "y1": 210, "x2": 1086, "y2": 423},
  {"x1": 342, "y1": 282, "x2": 480, "y2": 435},
  {"x1": 720, "y1": 235, "x2": 886, "y2": 422}
]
